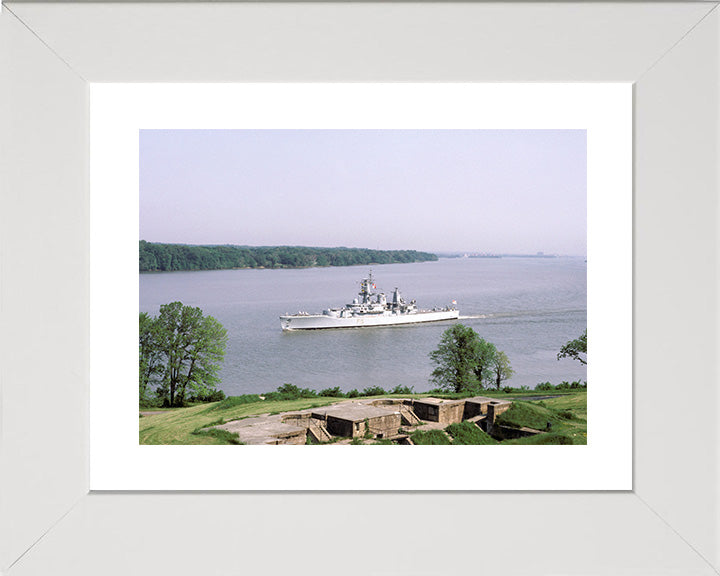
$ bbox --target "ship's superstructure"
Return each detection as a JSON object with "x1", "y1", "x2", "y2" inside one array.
[{"x1": 280, "y1": 272, "x2": 459, "y2": 330}]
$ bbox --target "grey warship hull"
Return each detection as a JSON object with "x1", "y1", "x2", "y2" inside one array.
[{"x1": 280, "y1": 272, "x2": 458, "y2": 331}]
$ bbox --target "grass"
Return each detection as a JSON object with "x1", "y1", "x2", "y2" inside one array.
[
  {"x1": 502, "y1": 433, "x2": 575, "y2": 445},
  {"x1": 139, "y1": 396, "x2": 343, "y2": 445},
  {"x1": 496, "y1": 402, "x2": 564, "y2": 431},
  {"x1": 192, "y1": 428, "x2": 243, "y2": 445},
  {"x1": 445, "y1": 421, "x2": 498, "y2": 445},
  {"x1": 495, "y1": 392, "x2": 587, "y2": 444},
  {"x1": 140, "y1": 389, "x2": 587, "y2": 445},
  {"x1": 410, "y1": 429, "x2": 451, "y2": 445}
]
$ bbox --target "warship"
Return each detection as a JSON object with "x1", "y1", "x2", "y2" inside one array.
[{"x1": 280, "y1": 272, "x2": 459, "y2": 331}]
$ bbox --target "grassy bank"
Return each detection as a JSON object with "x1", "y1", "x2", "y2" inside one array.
[
  {"x1": 497, "y1": 393, "x2": 587, "y2": 444},
  {"x1": 140, "y1": 391, "x2": 587, "y2": 445}
]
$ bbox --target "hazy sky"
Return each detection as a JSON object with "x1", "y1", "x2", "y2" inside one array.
[{"x1": 140, "y1": 129, "x2": 586, "y2": 254}]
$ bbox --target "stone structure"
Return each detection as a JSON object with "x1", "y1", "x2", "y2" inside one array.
[
  {"x1": 411, "y1": 397, "x2": 465, "y2": 425},
  {"x1": 487, "y1": 400, "x2": 512, "y2": 424},
  {"x1": 217, "y1": 416, "x2": 307, "y2": 445},
  {"x1": 462, "y1": 396, "x2": 496, "y2": 419},
  {"x1": 214, "y1": 396, "x2": 518, "y2": 444},
  {"x1": 311, "y1": 402, "x2": 402, "y2": 439}
]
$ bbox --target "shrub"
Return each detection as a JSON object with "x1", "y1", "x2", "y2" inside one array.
[
  {"x1": 192, "y1": 389, "x2": 226, "y2": 403},
  {"x1": 212, "y1": 394, "x2": 262, "y2": 410},
  {"x1": 346, "y1": 389, "x2": 360, "y2": 398},
  {"x1": 363, "y1": 419, "x2": 373, "y2": 439},
  {"x1": 535, "y1": 382, "x2": 555, "y2": 391},
  {"x1": 361, "y1": 385, "x2": 386, "y2": 397},
  {"x1": 446, "y1": 421, "x2": 498, "y2": 445},
  {"x1": 390, "y1": 385, "x2": 415, "y2": 395},
  {"x1": 319, "y1": 386, "x2": 344, "y2": 397},
  {"x1": 263, "y1": 383, "x2": 317, "y2": 401},
  {"x1": 410, "y1": 429, "x2": 451, "y2": 445}
]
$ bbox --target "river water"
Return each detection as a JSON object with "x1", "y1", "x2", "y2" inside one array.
[{"x1": 139, "y1": 257, "x2": 587, "y2": 395}]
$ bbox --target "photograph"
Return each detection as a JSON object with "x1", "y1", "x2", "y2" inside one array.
[{"x1": 138, "y1": 128, "x2": 588, "y2": 446}]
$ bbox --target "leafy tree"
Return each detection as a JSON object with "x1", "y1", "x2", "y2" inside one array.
[
  {"x1": 491, "y1": 350, "x2": 514, "y2": 390},
  {"x1": 473, "y1": 339, "x2": 498, "y2": 389},
  {"x1": 146, "y1": 302, "x2": 228, "y2": 406},
  {"x1": 557, "y1": 330, "x2": 587, "y2": 365},
  {"x1": 429, "y1": 324, "x2": 484, "y2": 393},
  {"x1": 139, "y1": 312, "x2": 163, "y2": 405}
]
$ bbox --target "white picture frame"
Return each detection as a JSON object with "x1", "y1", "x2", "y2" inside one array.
[
  {"x1": 2, "y1": 2, "x2": 718, "y2": 575},
  {"x1": 90, "y1": 83, "x2": 629, "y2": 491}
]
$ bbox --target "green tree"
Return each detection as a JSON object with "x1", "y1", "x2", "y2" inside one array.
[
  {"x1": 557, "y1": 330, "x2": 587, "y2": 365},
  {"x1": 473, "y1": 339, "x2": 498, "y2": 389},
  {"x1": 139, "y1": 312, "x2": 163, "y2": 405},
  {"x1": 429, "y1": 324, "x2": 484, "y2": 393},
  {"x1": 491, "y1": 350, "x2": 514, "y2": 390},
  {"x1": 152, "y1": 302, "x2": 228, "y2": 406}
]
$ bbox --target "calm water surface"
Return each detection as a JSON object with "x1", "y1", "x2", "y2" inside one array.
[{"x1": 140, "y1": 258, "x2": 587, "y2": 395}]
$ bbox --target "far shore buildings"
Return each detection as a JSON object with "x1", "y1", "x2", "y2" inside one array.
[{"x1": 216, "y1": 396, "x2": 518, "y2": 445}]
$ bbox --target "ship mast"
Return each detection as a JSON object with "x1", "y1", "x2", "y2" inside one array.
[{"x1": 359, "y1": 271, "x2": 375, "y2": 304}]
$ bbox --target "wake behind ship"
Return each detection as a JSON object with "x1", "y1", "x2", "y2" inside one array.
[{"x1": 280, "y1": 272, "x2": 459, "y2": 331}]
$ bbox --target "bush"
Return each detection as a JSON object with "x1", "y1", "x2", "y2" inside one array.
[
  {"x1": 390, "y1": 385, "x2": 415, "y2": 395},
  {"x1": 410, "y1": 430, "x2": 451, "y2": 445},
  {"x1": 192, "y1": 389, "x2": 226, "y2": 403},
  {"x1": 263, "y1": 383, "x2": 317, "y2": 401},
  {"x1": 361, "y1": 386, "x2": 386, "y2": 397},
  {"x1": 446, "y1": 421, "x2": 498, "y2": 445},
  {"x1": 557, "y1": 409, "x2": 579, "y2": 420},
  {"x1": 319, "y1": 386, "x2": 344, "y2": 397},
  {"x1": 346, "y1": 389, "x2": 360, "y2": 398},
  {"x1": 535, "y1": 382, "x2": 555, "y2": 391}
]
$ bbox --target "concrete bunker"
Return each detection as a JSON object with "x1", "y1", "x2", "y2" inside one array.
[
  {"x1": 313, "y1": 402, "x2": 402, "y2": 438},
  {"x1": 214, "y1": 396, "x2": 527, "y2": 444},
  {"x1": 411, "y1": 397, "x2": 465, "y2": 425}
]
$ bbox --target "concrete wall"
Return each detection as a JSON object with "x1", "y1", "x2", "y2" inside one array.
[
  {"x1": 274, "y1": 431, "x2": 307, "y2": 445},
  {"x1": 414, "y1": 399, "x2": 484, "y2": 425},
  {"x1": 365, "y1": 413, "x2": 401, "y2": 438},
  {"x1": 326, "y1": 414, "x2": 401, "y2": 438},
  {"x1": 437, "y1": 403, "x2": 465, "y2": 425},
  {"x1": 487, "y1": 402, "x2": 512, "y2": 425},
  {"x1": 326, "y1": 416, "x2": 356, "y2": 438}
]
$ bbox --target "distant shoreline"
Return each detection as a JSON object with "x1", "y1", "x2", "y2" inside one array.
[{"x1": 139, "y1": 241, "x2": 438, "y2": 273}]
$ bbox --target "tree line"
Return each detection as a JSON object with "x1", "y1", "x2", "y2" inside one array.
[{"x1": 139, "y1": 241, "x2": 438, "y2": 272}]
